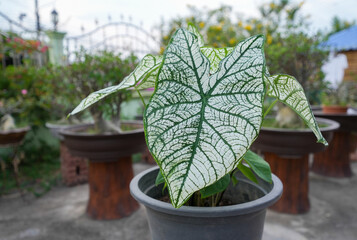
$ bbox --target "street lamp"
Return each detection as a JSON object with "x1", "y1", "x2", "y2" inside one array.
[{"x1": 51, "y1": 9, "x2": 58, "y2": 31}]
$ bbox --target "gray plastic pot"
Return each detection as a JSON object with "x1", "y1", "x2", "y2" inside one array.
[{"x1": 130, "y1": 166, "x2": 283, "y2": 240}]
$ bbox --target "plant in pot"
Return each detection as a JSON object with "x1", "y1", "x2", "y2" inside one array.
[
  {"x1": 0, "y1": 90, "x2": 30, "y2": 197},
  {"x1": 251, "y1": 100, "x2": 339, "y2": 213},
  {"x1": 320, "y1": 81, "x2": 357, "y2": 114},
  {"x1": 61, "y1": 51, "x2": 148, "y2": 219},
  {"x1": 70, "y1": 25, "x2": 327, "y2": 239},
  {"x1": 312, "y1": 80, "x2": 357, "y2": 178},
  {"x1": 45, "y1": 65, "x2": 92, "y2": 137}
]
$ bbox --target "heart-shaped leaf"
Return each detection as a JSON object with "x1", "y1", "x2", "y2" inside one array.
[
  {"x1": 145, "y1": 29, "x2": 266, "y2": 208},
  {"x1": 265, "y1": 74, "x2": 327, "y2": 145},
  {"x1": 69, "y1": 54, "x2": 162, "y2": 116}
]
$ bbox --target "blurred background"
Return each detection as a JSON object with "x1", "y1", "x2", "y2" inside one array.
[{"x1": 0, "y1": 1, "x2": 357, "y2": 239}]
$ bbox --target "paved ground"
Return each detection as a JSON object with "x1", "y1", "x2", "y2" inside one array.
[{"x1": 0, "y1": 162, "x2": 356, "y2": 240}]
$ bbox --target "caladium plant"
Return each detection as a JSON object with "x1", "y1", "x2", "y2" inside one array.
[{"x1": 69, "y1": 25, "x2": 327, "y2": 208}]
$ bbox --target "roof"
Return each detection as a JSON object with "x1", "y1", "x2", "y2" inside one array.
[{"x1": 320, "y1": 25, "x2": 357, "y2": 51}]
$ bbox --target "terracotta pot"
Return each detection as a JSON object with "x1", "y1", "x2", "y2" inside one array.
[{"x1": 322, "y1": 105, "x2": 348, "y2": 114}]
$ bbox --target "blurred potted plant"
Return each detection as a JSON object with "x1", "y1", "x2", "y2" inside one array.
[
  {"x1": 70, "y1": 25, "x2": 327, "y2": 239},
  {"x1": 60, "y1": 51, "x2": 147, "y2": 219},
  {"x1": 0, "y1": 94, "x2": 30, "y2": 197},
  {"x1": 251, "y1": 101, "x2": 339, "y2": 213},
  {"x1": 321, "y1": 81, "x2": 357, "y2": 113},
  {"x1": 0, "y1": 99, "x2": 30, "y2": 146},
  {"x1": 45, "y1": 65, "x2": 91, "y2": 138},
  {"x1": 0, "y1": 65, "x2": 63, "y2": 197}
]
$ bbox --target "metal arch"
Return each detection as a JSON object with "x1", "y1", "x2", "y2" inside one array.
[
  {"x1": 66, "y1": 21, "x2": 160, "y2": 45},
  {"x1": 65, "y1": 21, "x2": 161, "y2": 62},
  {"x1": 88, "y1": 33, "x2": 159, "y2": 53}
]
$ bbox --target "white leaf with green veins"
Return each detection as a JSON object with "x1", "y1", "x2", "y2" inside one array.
[
  {"x1": 69, "y1": 54, "x2": 162, "y2": 116},
  {"x1": 134, "y1": 55, "x2": 163, "y2": 90},
  {"x1": 145, "y1": 29, "x2": 266, "y2": 208},
  {"x1": 266, "y1": 74, "x2": 327, "y2": 145},
  {"x1": 187, "y1": 24, "x2": 234, "y2": 74},
  {"x1": 187, "y1": 23, "x2": 205, "y2": 47},
  {"x1": 201, "y1": 47, "x2": 234, "y2": 74}
]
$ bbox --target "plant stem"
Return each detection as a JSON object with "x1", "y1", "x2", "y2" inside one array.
[
  {"x1": 136, "y1": 89, "x2": 147, "y2": 108},
  {"x1": 263, "y1": 99, "x2": 278, "y2": 119}
]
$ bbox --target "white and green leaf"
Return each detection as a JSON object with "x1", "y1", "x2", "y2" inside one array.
[
  {"x1": 265, "y1": 74, "x2": 327, "y2": 145},
  {"x1": 187, "y1": 23, "x2": 234, "y2": 74},
  {"x1": 134, "y1": 55, "x2": 163, "y2": 90},
  {"x1": 201, "y1": 47, "x2": 234, "y2": 74},
  {"x1": 187, "y1": 23, "x2": 205, "y2": 47},
  {"x1": 68, "y1": 54, "x2": 162, "y2": 116},
  {"x1": 144, "y1": 29, "x2": 266, "y2": 208}
]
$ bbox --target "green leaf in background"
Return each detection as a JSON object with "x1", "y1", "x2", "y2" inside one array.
[
  {"x1": 201, "y1": 47, "x2": 234, "y2": 74},
  {"x1": 237, "y1": 161, "x2": 258, "y2": 184},
  {"x1": 265, "y1": 74, "x2": 328, "y2": 145},
  {"x1": 243, "y1": 150, "x2": 272, "y2": 183},
  {"x1": 68, "y1": 54, "x2": 162, "y2": 116},
  {"x1": 145, "y1": 29, "x2": 266, "y2": 208},
  {"x1": 200, "y1": 174, "x2": 230, "y2": 198}
]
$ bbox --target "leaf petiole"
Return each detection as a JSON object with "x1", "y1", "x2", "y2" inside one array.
[
  {"x1": 263, "y1": 99, "x2": 278, "y2": 119},
  {"x1": 136, "y1": 88, "x2": 147, "y2": 108}
]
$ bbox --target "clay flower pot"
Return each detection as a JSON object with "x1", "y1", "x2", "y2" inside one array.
[
  {"x1": 322, "y1": 105, "x2": 348, "y2": 114},
  {"x1": 60, "y1": 120, "x2": 146, "y2": 220}
]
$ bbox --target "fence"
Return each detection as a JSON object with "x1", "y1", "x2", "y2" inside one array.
[
  {"x1": 65, "y1": 21, "x2": 161, "y2": 62},
  {"x1": 1, "y1": 11, "x2": 161, "y2": 67}
]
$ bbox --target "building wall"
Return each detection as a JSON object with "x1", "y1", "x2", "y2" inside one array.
[{"x1": 341, "y1": 50, "x2": 357, "y2": 81}]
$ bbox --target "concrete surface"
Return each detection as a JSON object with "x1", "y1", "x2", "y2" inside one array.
[{"x1": 0, "y1": 162, "x2": 356, "y2": 240}]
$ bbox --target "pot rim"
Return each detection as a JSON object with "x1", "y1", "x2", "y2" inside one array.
[
  {"x1": 45, "y1": 122, "x2": 93, "y2": 129},
  {"x1": 59, "y1": 120, "x2": 144, "y2": 137},
  {"x1": 0, "y1": 126, "x2": 30, "y2": 134},
  {"x1": 314, "y1": 110, "x2": 357, "y2": 117},
  {"x1": 260, "y1": 117, "x2": 340, "y2": 133},
  {"x1": 130, "y1": 166, "x2": 283, "y2": 217}
]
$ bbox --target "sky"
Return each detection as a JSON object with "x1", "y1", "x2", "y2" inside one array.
[{"x1": 1, "y1": 0, "x2": 356, "y2": 36}]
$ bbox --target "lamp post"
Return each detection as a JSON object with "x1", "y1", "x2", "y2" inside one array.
[
  {"x1": 51, "y1": 9, "x2": 58, "y2": 31},
  {"x1": 46, "y1": 9, "x2": 66, "y2": 65}
]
